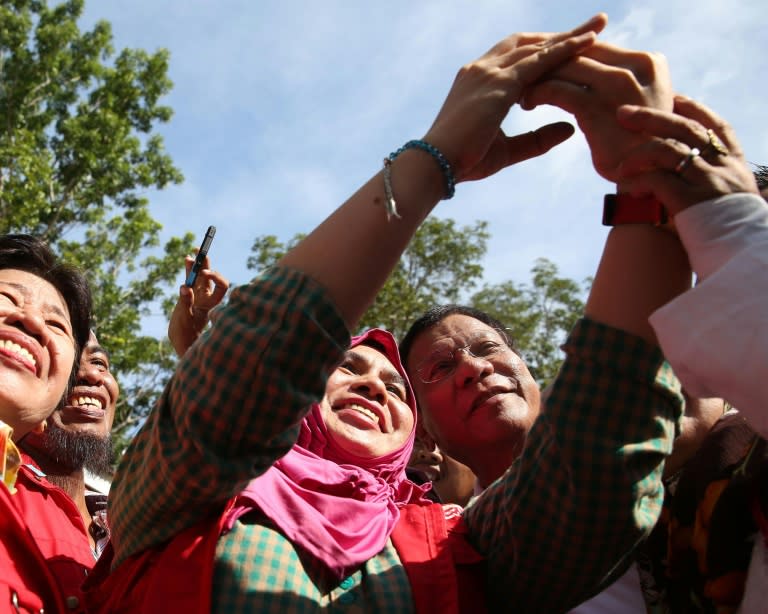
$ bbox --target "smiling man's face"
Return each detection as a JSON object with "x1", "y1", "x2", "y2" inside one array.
[
  {"x1": 406, "y1": 314, "x2": 541, "y2": 480},
  {"x1": 22, "y1": 331, "x2": 118, "y2": 475},
  {"x1": 52, "y1": 331, "x2": 118, "y2": 439}
]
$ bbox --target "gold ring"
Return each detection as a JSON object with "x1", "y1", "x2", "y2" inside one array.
[
  {"x1": 675, "y1": 147, "x2": 700, "y2": 174},
  {"x1": 702, "y1": 128, "x2": 729, "y2": 157}
]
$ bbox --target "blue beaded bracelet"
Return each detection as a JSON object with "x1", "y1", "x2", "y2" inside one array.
[{"x1": 388, "y1": 139, "x2": 456, "y2": 200}]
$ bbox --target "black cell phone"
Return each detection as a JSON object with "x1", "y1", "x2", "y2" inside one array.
[{"x1": 185, "y1": 225, "x2": 216, "y2": 287}]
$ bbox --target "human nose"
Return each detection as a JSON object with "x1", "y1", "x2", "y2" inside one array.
[
  {"x1": 5, "y1": 304, "x2": 50, "y2": 347},
  {"x1": 351, "y1": 372, "x2": 387, "y2": 404},
  {"x1": 452, "y1": 347, "x2": 492, "y2": 383},
  {"x1": 413, "y1": 442, "x2": 443, "y2": 465},
  {"x1": 77, "y1": 361, "x2": 105, "y2": 386}
]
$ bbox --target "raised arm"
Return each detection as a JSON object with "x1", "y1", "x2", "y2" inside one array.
[
  {"x1": 616, "y1": 96, "x2": 768, "y2": 434},
  {"x1": 463, "y1": 43, "x2": 690, "y2": 611},
  {"x1": 167, "y1": 253, "x2": 230, "y2": 358},
  {"x1": 280, "y1": 15, "x2": 607, "y2": 328}
]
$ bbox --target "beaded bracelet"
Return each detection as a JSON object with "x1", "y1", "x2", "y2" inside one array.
[{"x1": 388, "y1": 139, "x2": 456, "y2": 200}]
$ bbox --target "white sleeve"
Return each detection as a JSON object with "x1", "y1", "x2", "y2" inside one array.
[
  {"x1": 674, "y1": 193, "x2": 768, "y2": 277},
  {"x1": 650, "y1": 193, "x2": 768, "y2": 438}
]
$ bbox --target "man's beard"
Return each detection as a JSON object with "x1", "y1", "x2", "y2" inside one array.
[{"x1": 41, "y1": 423, "x2": 114, "y2": 478}]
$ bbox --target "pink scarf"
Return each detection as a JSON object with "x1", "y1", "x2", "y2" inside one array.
[{"x1": 224, "y1": 328, "x2": 429, "y2": 580}]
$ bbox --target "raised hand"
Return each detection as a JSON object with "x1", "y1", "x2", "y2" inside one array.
[
  {"x1": 615, "y1": 95, "x2": 760, "y2": 216},
  {"x1": 522, "y1": 42, "x2": 673, "y2": 182},
  {"x1": 423, "y1": 13, "x2": 608, "y2": 183},
  {"x1": 168, "y1": 253, "x2": 230, "y2": 357}
]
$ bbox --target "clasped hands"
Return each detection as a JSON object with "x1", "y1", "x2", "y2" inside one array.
[{"x1": 423, "y1": 12, "x2": 757, "y2": 216}]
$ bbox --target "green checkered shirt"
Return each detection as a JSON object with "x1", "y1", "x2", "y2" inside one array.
[{"x1": 109, "y1": 267, "x2": 683, "y2": 612}]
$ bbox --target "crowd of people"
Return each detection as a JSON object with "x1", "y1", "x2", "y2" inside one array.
[{"x1": 0, "y1": 11, "x2": 765, "y2": 613}]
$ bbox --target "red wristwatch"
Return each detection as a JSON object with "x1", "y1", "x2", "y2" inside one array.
[{"x1": 602, "y1": 194, "x2": 668, "y2": 226}]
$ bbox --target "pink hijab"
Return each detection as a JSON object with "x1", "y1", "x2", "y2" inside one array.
[{"x1": 225, "y1": 328, "x2": 429, "y2": 580}]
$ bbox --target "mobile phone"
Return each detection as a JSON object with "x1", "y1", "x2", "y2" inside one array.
[{"x1": 185, "y1": 225, "x2": 216, "y2": 287}]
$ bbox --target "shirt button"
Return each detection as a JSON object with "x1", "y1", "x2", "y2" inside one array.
[
  {"x1": 65, "y1": 595, "x2": 79, "y2": 609},
  {"x1": 338, "y1": 592, "x2": 356, "y2": 605},
  {"x1": 339, "y1": 577, "x2": 354, "y2": 590}
]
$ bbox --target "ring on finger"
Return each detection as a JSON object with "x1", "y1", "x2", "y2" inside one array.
[
  {"x1": 701, "y1": 128, "x2": 729, "y2": 158},
  {"x1": 675, "y1": 146, "x2": 700, "y2": 174}
]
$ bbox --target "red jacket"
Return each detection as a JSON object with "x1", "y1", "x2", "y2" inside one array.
[
  {"x1": 83, "y1": 499, "x2": 486, "y2": 614},
  {"x1": 0, "y1": 456, "x2": 95, "y2": 613}
]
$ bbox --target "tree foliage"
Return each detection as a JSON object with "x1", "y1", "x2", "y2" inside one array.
[
  {"x1": 0, "y1": 0, "x2": 193, "y2": 447},
  {"x1": 248, "y1": 217, "x2": 588, "y2": 386}
]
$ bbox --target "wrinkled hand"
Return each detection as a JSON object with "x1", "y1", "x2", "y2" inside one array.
[
  {"x1": 168, "y1": 254, "x2": 230, "y2": 358},
  {"x1": 422, "y1": 14, "x2": 607, "y2": 183},
  {"x1": 615, "y1": 95, "x2": 759, "y2": 216},
  {"x1": 522, "y1": 42, "x2": 673, "y2": 182}
]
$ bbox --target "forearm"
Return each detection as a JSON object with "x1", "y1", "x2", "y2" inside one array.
[
  {"x1": 464, "y1": 319, "x2": 683, "y2": 611},
  {"x1": 585, "y1": 225, "x2": 691, "y2": 344},
  {"x1": 650, "y1": 249, "x2": 768, "y2": 435},
  {"x1": 279, "y1": 149, "x2": 445, "y2": 329},
  {"x1": 109, "y1": 267, "x2": 349, "y2": 565},
  {"x1": 673, "y1": 193, "x2": 768, "y2": 278},
  {"x1": 647, "y1": 193, "x2": 768, "y2": 432}
]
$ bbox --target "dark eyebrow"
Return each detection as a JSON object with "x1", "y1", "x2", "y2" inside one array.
[
  {"x1": 89, "y1": 345, "x2": 111, "y2": 360},
  {"x1": 346, "y1": 349, "x2": 407, "y2": 390},
  {"x1": 1, "y1": 281, "x2": 70, "y2": 322}
]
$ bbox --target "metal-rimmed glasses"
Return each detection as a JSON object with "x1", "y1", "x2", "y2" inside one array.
[{"x1": 414, "y1": 328, "x2": 512, "y2": 384}]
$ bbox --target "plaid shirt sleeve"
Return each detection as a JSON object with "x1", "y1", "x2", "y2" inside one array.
[
  {"x1": 463, "y1": 317, "x2": 684, "y2": 612},
  {"x1": 108, "y1": 267, "x2": 350, "y2": 566}
]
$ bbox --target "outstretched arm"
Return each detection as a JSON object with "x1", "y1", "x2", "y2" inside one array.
[
  {"x1": 464, "y1": 41, "x2": 689, "y2": 611},
  {"x1": 280, "y1": 15, "x2": 607, "y2": 328},
  {"x1": 617, "y1": 96, "x2": 768, "y2": 433}
]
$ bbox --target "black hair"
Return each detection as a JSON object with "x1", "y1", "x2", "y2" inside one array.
[
  {"x1": 399, "y1": 304, "x2": 517, "y2": 370},
  {"x1": 0, "y1": 234, "x2": 92, "y2": 382},
  {"x1": 755, "y1": 164, "x2": 768, "y2": 191}
]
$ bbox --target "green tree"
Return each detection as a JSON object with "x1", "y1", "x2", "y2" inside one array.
[
  {"x1": 472, "y1": 258, "x2": 590, "y2": 385},
  {"x1": 247, "y1": 217, "x2": 489, "y2": 338},
  {"x1": 0, "y1": 0, "x2": 193, "y2": 448}
]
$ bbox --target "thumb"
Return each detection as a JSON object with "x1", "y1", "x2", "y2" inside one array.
[{"x1": 504, "y1": 121, "x2": 575, "y2": 165}]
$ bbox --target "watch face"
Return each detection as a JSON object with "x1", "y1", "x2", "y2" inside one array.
[{"x1": 603, "y1": 194, "x2": 667, "y2": 226}]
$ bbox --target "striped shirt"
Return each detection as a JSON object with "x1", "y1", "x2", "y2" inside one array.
[{"x1": 109, "y1": 267, "x2": 683, "y2": 612}]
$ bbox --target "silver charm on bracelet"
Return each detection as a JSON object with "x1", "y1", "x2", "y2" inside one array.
[{"x1": 382, "y1": 158, "x2": 401, "y2": 221}]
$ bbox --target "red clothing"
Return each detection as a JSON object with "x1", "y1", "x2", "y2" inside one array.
[
  {"x1": 84, "y1": 499, "x2": 486, "y2": 614},
  {"x1": 0, "y1": 455, "x2": 94, "y2": 613}
]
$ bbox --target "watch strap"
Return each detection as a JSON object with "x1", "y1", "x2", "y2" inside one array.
[{"x1": 602, "y1": 194, "x2": 668, "y2": 226}]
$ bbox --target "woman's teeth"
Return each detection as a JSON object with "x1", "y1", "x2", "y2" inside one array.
[{"x1": 348, "y1": 404, "x2": 379, "y2": 424}]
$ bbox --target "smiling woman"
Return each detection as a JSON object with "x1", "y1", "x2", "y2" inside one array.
[{"x1": 320, "y1": 340, "x2": 415, "y2": 459}]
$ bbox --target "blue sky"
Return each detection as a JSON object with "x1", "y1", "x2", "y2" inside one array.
[{"x1": 80, "y1": 1, "x2": 767, "y2": 336}]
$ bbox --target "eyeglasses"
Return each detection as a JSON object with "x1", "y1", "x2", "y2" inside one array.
[{"x1": 415, "y1": 329, "x2": 511, "y2": 384}]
